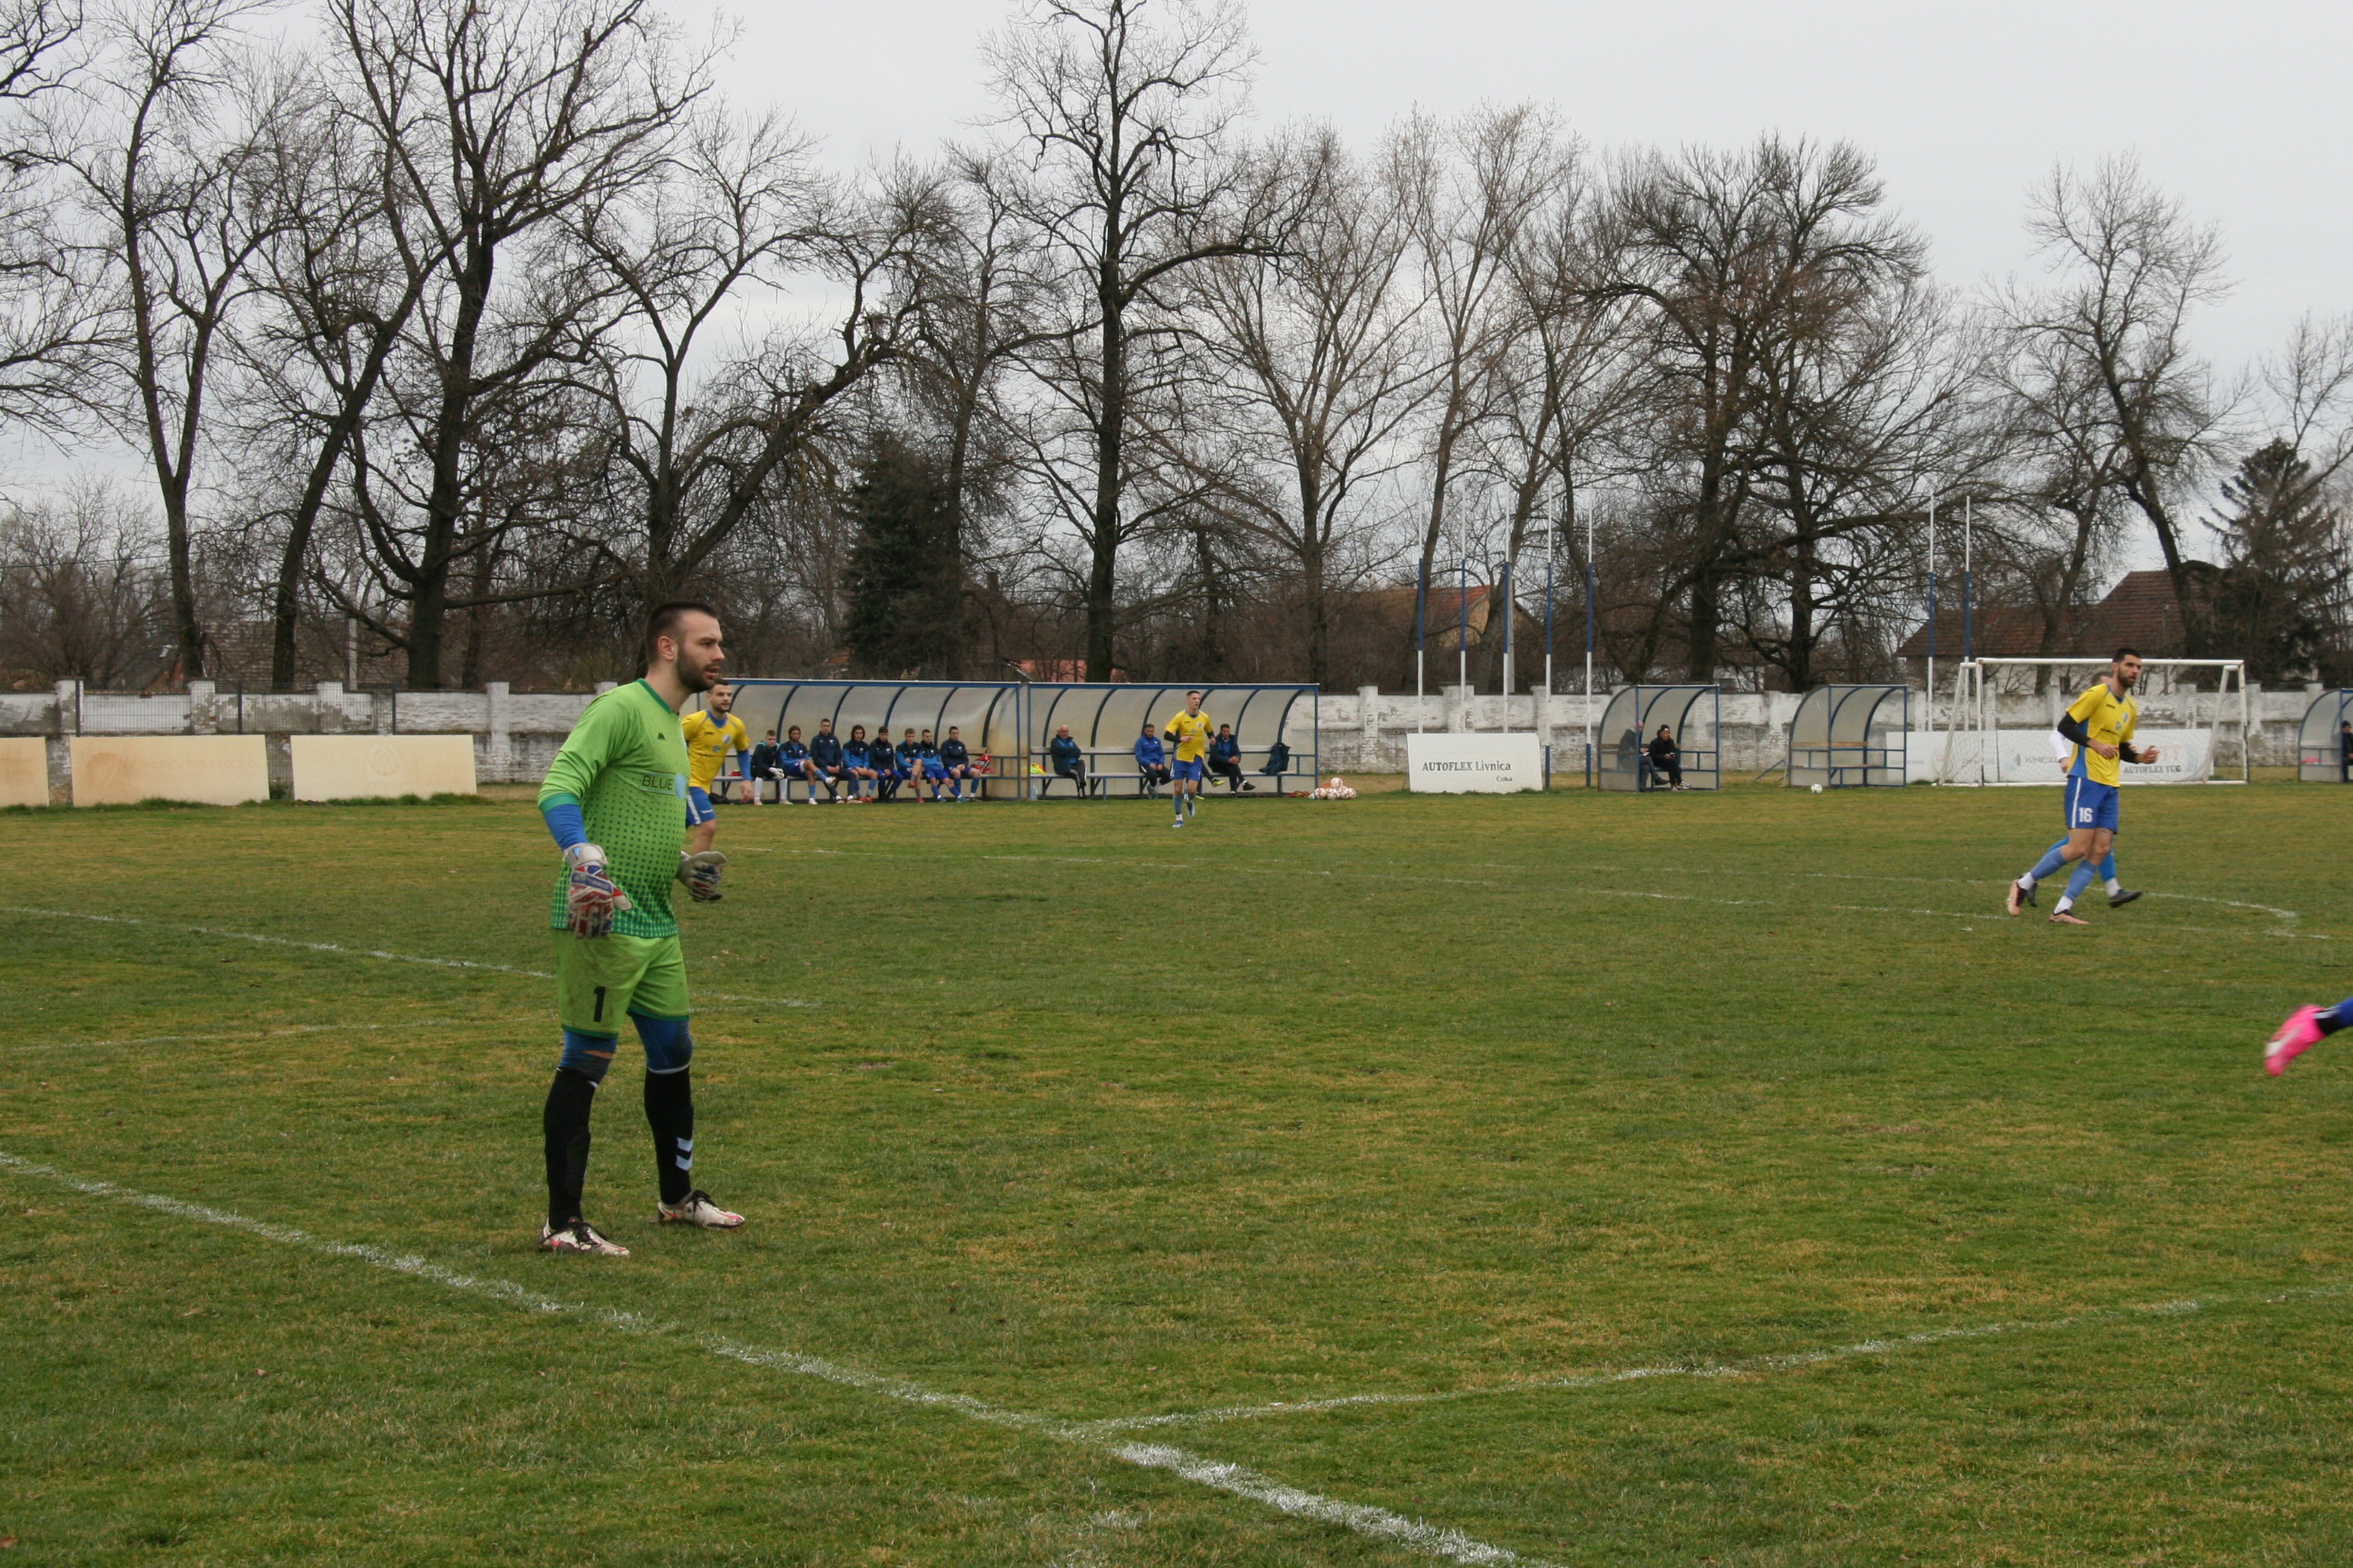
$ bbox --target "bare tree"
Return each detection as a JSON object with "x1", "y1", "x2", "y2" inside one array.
[
  {"x1": 2012, "y1": 156, "x2": 2232, "y2": 648},
  {"x1": 577, "y1": 111, "x2": 929, "y2": 617},
  {"x1": 56, "y1": 0, "x2": 290, "y2": 680},
  {"x1": 986, "y1": 0, "x2": 1281, "y2": 679},
  {"x1": 1183, "y1": 127, "x2": 1429, "y2": 684},
  {"x1": 1601, "y1": 136, "x2": 1920, "y2": 681},
  {"x1": 1391, "y1": 105, "x2": 1558, "y2": 610},
  {"x1": 0, "y1": 0, "x2": 103, "y2": 446},
  {"x1": 330, "y1": 0, "x2": 702, "y2": 687},
  {"x1": 0, "y1": 477, "x2": 168, "y2": 685}
]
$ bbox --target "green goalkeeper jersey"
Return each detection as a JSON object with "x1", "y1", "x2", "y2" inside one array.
[{"x1": 538, "y1": 680, "x2": 690, "y2": 937}]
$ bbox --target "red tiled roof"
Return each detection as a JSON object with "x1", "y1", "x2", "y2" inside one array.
[{"x1": 1896, "y1": 569, "x2": 2199, "y2": 660}]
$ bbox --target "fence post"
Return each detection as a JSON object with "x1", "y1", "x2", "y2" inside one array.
[
  {"x1": 55, "y1": 678, "x2": 80, "y2": 736},
  {"x1": 485, "y1": 681, "x2": 512, "y2": 782},
  {"x1": 186, "y1": 679, "x2": 216, "y2": 735}
]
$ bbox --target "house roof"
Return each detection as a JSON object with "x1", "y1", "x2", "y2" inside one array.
[{"x1": 1896, "y1": 569, "x2": 2199, "y2": 661}]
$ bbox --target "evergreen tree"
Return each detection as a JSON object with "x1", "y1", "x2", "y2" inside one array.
[
  {"x1": 842, "y1": 437, "x2": 964, "y2": 678},
  {"x1": 2207, "y1": 440, "x2": 2349, "y2": 683}
]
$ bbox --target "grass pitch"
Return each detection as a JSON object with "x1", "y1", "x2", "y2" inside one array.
[{"x1": 4, "y1": 780, "x2": 2352, "y2": 1565}]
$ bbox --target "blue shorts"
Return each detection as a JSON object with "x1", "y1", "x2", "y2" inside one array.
[
  {"x1": 685, "y1": 786, "x2": 716, "y2": 826},
  {"x1": 1172, "y1": 759, "x2": 1204, "y2": 781},
  {"x1": 922, "y1": 762, "x2": 947, "y2": 779},
  {"x1": 2063, "y1": 776, "x2": 2119, "y2": 833}
]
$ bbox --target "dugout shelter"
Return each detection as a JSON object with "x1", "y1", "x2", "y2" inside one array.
[
  {"x1": 1022, "y1": 682, "x2": 1319, "y2": 795},
  {"x1": 1593, "y1": 684, "x2": 1720, "y2": 791},
  {"x1": 708, "y1": 680, "x2": 1318, "y2": 799},
  {"x1": 2298, "y1": 689, "x2": 2353, "y2": 783},
  {"x1": 1785, "y1": 684, "x2": 1910, "y2": 789}
]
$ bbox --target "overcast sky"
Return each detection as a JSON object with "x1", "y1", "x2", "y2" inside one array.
[{"x1": 723, "y1": 0, "x2": 2352, "y2": 379}]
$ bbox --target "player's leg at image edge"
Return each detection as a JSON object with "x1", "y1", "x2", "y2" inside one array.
[{"x1": 2267, "y1": 997, "x2": 2353, "y2": 1076}]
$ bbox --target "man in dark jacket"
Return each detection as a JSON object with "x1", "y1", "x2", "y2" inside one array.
[
  {"x1": 937, "y1": 727, "x2": 975, "y2": 802},
  {"x1": 1645, "y1": 725, "x2": 1684, "y2": 791},
  {"x1": 1207, "y1": 723, "x2": 1248, "y2": 792},
  {"x1": 808, "y1": 718, "x2": 846, "y2": 803},
  {"x1": 748, "y1": 729, "x2": 784, "y2": 805},
  {"x1": 1047, "y1": 725, "x2": 1090, "y2": 796}
]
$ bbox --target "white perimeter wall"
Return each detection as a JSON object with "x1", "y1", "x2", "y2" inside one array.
[{"x1": 0, "y1": 678, "x2": 2329, "y2": 796}]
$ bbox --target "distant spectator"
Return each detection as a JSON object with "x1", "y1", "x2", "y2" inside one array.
[
  {"x1": 1134, "y1": 722, "x2": 1171, "y2": 795},
  {"x1": 749, "y1": 728, "x2": 784, "y2": 805},
  {"x1": 1645, "y1": 724, "x2": 1685, "y2": 791},
  {"x1": 1207, "y1": 722, "x2": 1249, "y2": 793},
  {"x1": 808, "y1": 718, "x2": 846, "y2": 803},
  {"x1": 1046, "y1": 724, "x2": 1089, "y2": 796},
  {"x1": 2342, "y1": 716, "x2": 2351, "y2": 783},
  {"x1": 938, "y1": 726, "x2": 974, "y2": 802},
  {"x1": 780, "y1": 726, "x2": 815, "y2": 803}
]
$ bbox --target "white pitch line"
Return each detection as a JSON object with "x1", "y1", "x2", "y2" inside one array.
[
  {"x1": 0, "y1": 1021, "x2": 415, "y2": 1054},
  {"x1": 0, "y1": 906, "x2": 823, "y2": 1008},
  {"x1": 1081, "y1": 1287, "x2": 2353, "y2": 1436},
  {"x1": 0, "y1": 1151, "x2": 1561, "y2": 1568}
]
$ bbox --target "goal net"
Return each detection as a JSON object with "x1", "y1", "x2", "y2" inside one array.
[{"x1": 1911, "y1": 658, "x2": 2250, "y2": 786}]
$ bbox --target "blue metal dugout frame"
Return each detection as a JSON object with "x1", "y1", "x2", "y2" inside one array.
[
  {"x1": 1786, "y1": 684, "x2": 1911, "y2": 789},
  {"x1": 707, "y1": 680, "x2": 1319, "y2": 800},
  {"x1": 1591, "y1": 684, "x2": 1721, "y2": 791},
  {"x1": 2298, "y1": 689, "x2": 2353, "y2": 783}
]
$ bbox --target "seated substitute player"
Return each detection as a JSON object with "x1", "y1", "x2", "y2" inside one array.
[
  {"x1": 808, "y1": 717, "x2": 847, "y2": 803},
  {"x1": 1133, "y1": 721, "x2": 1171, "y2": 797},
  {"x1": 937, "y1": 726, "x2": 975, "y2": 801},
  {"x1": 534, "y1": 600, "x2": 744, "y2": 1256},
  {"x1": 779, "y1": 725, "x2": 815, "y2": 802},
  {"x1": 2006, "y1": 648, "x2": 2161, "y2": 926},
  {"x1": 1162, "y1": 689, "x2": 1213, "y2": 826},
  {"x1": 680, "y1": 679, "x2": 749, "y2": 852},
  {"x1": 842, "y1": 724, "x2": 878, "y2": 802},
  {"x1": 747, "y1": 729, "x2": 785, "y2": 805},
  {"x1": 1207, "y1": 723, "x2": 1249, "y2": 792},
  {"x1": 895, "y1": 728, "x2": 928, "y2": 802}
]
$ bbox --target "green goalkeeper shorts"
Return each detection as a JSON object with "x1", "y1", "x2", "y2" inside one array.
[{"x1": 552, "y1": 931, "x2": 690, "y2": 1037}]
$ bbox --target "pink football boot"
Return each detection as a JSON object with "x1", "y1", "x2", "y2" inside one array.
[{"x1": 2266, "y1": 1007, "x2": 2326, "y2": 1077}]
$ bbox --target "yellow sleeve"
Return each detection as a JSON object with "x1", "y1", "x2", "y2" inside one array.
[
  {"x1": 2065, "y1": 686, "x2": 2105, "y2": 725},
  {"x1": 680, "y1": 712, "x2": 710, "y2": 746}
]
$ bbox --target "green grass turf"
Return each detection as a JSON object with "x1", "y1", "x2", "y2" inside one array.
[{"x1": 4, "y1": 781, "x2": 2352, "y2": 1565}]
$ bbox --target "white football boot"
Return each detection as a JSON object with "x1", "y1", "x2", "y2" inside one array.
[
  {"x1": 539, "y1": 1220, "x2": 630, "y2": 1256},
  {"x1": 656, "y1": 1190, "x2": 745, "y2": 1228}
]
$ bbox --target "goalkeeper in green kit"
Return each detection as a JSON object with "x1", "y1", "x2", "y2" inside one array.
[{"x1": 534, "y1": 600, "x2": 743, "y2": 1256}]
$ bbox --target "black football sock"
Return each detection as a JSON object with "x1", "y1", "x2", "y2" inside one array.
[
  {"x1": 542, "y1": 1068, "x2": 599, "y2": 1229},
  {"x1": 644, "y1": 1069, "x2": 696, "y2": 1206}
]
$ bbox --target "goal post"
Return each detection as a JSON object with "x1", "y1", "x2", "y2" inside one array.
[{"x1": 1913, "y1": 658, "x2": 2250, "y2": 786}]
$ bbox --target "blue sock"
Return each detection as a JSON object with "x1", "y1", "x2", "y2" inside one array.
[
  {"x1": 2059, "y1": 861, "x2": 2097, "y2": 905},
  {"x1": 2319, "y1": 998, "x2": 2353, "y2": 1035},
  {"x1": 2024, "y1": 845, "x2": 2072, "y2": 885},
  {"x1": 2099, "y1": 853, "x2": 2119, "y2": 883}
]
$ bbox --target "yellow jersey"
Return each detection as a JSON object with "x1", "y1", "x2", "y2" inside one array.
[
  {"x1": 1163, "y1": 708, "x2": 1213, "y2": 763},
  {"x1": 2063, "y1": 680, "x2": 2138, "y2": 788},
  {"x1": 680, "y1": 709, "x2": 749, "y2": 791}
]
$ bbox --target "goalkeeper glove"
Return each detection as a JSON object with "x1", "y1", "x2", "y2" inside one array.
[
  {"x1": 678, "y1": 849, "x2": 727, "y2": 903},
  {"x1": 563, "y1": 843, "x2": 632, "y2": 938}
]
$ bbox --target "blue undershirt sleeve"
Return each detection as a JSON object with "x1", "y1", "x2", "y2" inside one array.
[{"x1": 541, "y1": 794, "x2": 588, "y2": 854}]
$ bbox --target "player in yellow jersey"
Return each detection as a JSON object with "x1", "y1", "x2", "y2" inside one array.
[
  {"x1": 1162, "y1": 689, "x2": 1213, "y2": 827},
  {"x1": 2006, "y1": 648, "x2": 2162, "y2": 925},
  {"x1": 680, "y1": 680, "x2": 750, "y2": 856}
]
